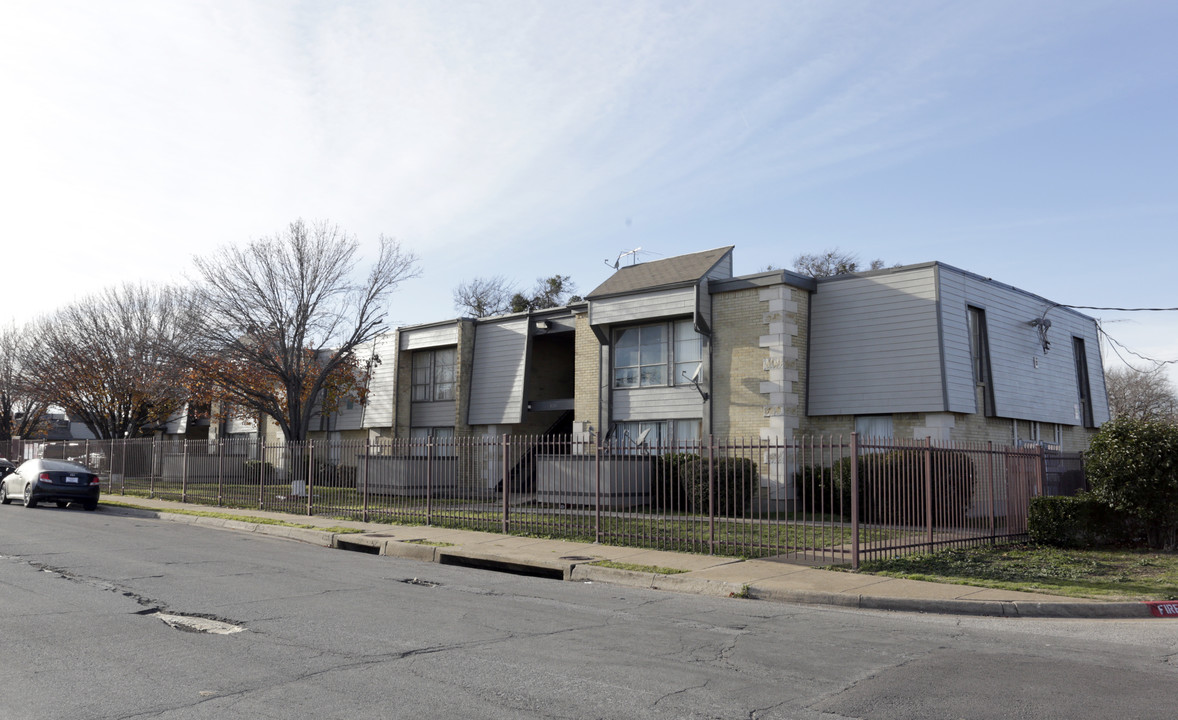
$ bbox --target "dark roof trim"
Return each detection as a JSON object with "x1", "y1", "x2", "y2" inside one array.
[{"x1": 710, "y1": 270, "x2": 816, "y2": 294}]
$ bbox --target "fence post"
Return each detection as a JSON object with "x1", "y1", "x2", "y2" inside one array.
[
  {"x1": 108, "y1": 437, "x2": 115, "y2": 493},
  {"x1": 307, "y1": 441, "x2": 314, "y2": 517},
  {"x1": 362, "y1": 439, "x2": 370, "y2": 523},
  {"x1": 594, "y1": 437, "x2": 602, "y2": 544},
  {"x1": 120, "y1": 438, "x2": 127, "y2": 495},
  {"x1": 924, "y1": 436, "x2": 933, "y2": 552},
  {"x1": 217, "y1": 439, "x2": 224, "y2": 507},
  {"x1": 257, "y1": 442, "x2": 265, "y2": 510},
  {"x1": 181, "y1": 439, "x2": 189, "y2": 504},
  {"x1": 501, "y1": 434, "x2": 510, "y2": 534},
  {"x1": 426, "y1": 436, "x2": 433, "y2": 527},
  {"x1": 708, "y1": 435, "x2": 716, "y2": 555},
  {"x1": 149, "y1": 436, "x2": 156, "y2": 499},
  {"x1": 987, "y1": 441, "x2": 995, "y2": 543},
  {"x1": 1035, "y1": 444, "x2": 1046, "y2": 498},
  {"x1": 850, "y1": 432, "x2": 860, "y2": 571}
]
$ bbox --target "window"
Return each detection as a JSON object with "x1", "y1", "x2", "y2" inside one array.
[
  {"x1": 967, "y1": 306, "x2": 995, "y2": 416},
  {"x1": 410, "y1": 426, "x2": 455, "y2": 457},
  {"x1": 854, "y1": 415, "x2": 893, "y2": 440},
  {"x1": 412, "y1": 348, "x2": 456, "y2": 402},
  {"x1": 614, "y1": 419, "x2": 701, "y2": 451},
  {"x1": 1072, "y1": 337, "x2": 1094, "y2": 428},
  {"x1": 613, "y1": 319, "x2": 702, "y2": 388}
]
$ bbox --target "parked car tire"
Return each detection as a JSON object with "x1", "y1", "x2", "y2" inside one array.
[
  {"x1": 0, "y1": 485, "x2": 9, "y2": 505},
  {"x1": 23, "y1": 485, "x2": 37, "y2": 508}
]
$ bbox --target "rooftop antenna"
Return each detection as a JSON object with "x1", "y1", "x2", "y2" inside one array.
[{"x1": 604, "y1": 247, "x2": 643, "y2": 270}]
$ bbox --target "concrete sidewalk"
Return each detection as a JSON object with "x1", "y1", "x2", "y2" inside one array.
[{"x1": 99, "y1": 497, "x2": 1158, "y2": 619}]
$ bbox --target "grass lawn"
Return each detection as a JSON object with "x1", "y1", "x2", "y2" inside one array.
[{"x1": 851, "y1": 543, "x2": 1178, "y2": 601}]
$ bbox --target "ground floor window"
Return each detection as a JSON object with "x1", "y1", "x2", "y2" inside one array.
[
  {"x1": 409, "y1": 426, "x2": 455, "y2": 456},
  {"x1": 613, "y1": 419, "x2": 701, "y2": 452},
  {"x1": 854, "y1": 415, "x2": 893, "y2": 450}
]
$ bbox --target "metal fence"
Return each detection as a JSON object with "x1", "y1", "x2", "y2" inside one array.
[{"x1": 0, "y1": 434, "x2": 1084, "y2": 568}]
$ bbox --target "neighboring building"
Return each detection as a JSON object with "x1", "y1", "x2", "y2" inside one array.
[{"x1": 319, "y1": 246, "x2": 1111, "y2": 456}]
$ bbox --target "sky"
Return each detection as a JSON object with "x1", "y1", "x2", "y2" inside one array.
[{"x1": 2, "y1": 0, "x2": 1176, "y2": 383}]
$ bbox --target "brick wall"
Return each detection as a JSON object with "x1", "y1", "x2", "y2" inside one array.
[{"x1": 711, "y1": 283, "x2": 807, "y2": 442}]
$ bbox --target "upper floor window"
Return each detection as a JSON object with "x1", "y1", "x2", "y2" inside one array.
[
  {"x1": 412, "y1": 347, "x2": 456, "y2": 402},
  {"x1": 1073, "y1": 337, "x2": 1094, "y2": 428},
  {"x1": 614, "y1": 319, "x2": 701, "y2": 389},
  {"x1": 967, "y1": 306, "x2": 995, "y2": 417}
]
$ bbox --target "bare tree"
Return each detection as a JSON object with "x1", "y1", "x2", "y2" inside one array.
[
  {"x1": 454, "y1": 274, "x2": 579, "y2": 317},
  {"x1": 515, "y1": 274, "x2": 579, "y2": 312},
  {"x1": 453, "y1": 275, "x2": 516, "y2": 317},
  {"x1": 20, "y1": 284, "x2": 200, "y2": 439},
  {"x1": 0, "y1": 323, "x2": 50, "y2": 442},
  {"x1": 793, "y1": 249, "x2": 886, "y2": 278},
  {"x1": 187, "y1": 219, "x2": 419, "y2": 442},
  {"x1": 1105, "y1": 366, "x2": 1178, "y2": 422}
]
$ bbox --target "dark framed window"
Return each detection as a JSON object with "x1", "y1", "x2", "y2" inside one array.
[
  {"x1": 613, "y1": 319, "x2": 701, "y2": 389},
  {"x1": 968, "y1": 306, "x2": 995, "y2": 416},
  {"x1": 411, "y1": 347, "x2": 456, "y2": 402},
  {"x1": 1073, "y1": 337, "x2": 1094, "y2": 428}
]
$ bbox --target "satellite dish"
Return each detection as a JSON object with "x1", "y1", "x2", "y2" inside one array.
[{"x1": 635, "y1": 428, "x2": 651, "y2": 447}]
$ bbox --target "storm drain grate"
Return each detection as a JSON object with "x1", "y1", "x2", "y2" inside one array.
[
  {"x1": 335, "y1": 538, "x2": 381, "y2": 555},
  {"x1": 438, "y1": 554, "x2": 564, "y2": 580}
]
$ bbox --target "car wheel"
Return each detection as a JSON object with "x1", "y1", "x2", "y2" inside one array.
[
  {"x1": 56, "y1": 501, "x2": 68, "y2": 509},
  {"x1": 23, "y1": 485, "x2": 37, "y2": 508},
  {"x1": 83, "y1": 501, "x2": 98, "y2": 512},
  {"x1": 0, "y1": 484, "x2": 9, "y2": 505}
]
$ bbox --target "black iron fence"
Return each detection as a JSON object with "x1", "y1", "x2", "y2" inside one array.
[{"x1": 0, "y1": 434, "x2": 1084, "y2": 568}]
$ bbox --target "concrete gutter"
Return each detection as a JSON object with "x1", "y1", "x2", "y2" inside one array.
[{"x1": 99, "y1": 503, "x2": 1161, "y2": 620}]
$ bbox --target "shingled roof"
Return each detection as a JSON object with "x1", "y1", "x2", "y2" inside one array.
[{"x1": 586, "y1": 246, "x2": 734, "y2": 299}]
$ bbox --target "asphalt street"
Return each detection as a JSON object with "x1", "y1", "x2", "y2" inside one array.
[{"x1": 1, "y1": 505, "x2": 1176, "y2": 719}]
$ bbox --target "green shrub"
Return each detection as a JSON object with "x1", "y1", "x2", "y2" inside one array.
[
  {"x1": 793, "y1": 449, "x2": 976, "y2": 525},
  {"x1": 679, "y1": 455, "x2": 759, "y2": 517},
  {"x1": 313, "y1": 459, "x2": 357, "y2": 488},
  {"x1": 1029, "y1": 494, "x2": 1139, "y2": 548},
  {"x1": 1086, "y1": 418, "x2": 1178, "y2": 549},
  {"x1": 651, "y1": 453, "x2": 698, "y2": 511},
  {"x1": 793, "y1": 458, "x2": 853, "y2": 517}
]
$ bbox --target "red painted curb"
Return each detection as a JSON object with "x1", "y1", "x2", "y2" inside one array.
[{"x1": 1144, "y1": 601, "x2": 1178, "y2": 618}]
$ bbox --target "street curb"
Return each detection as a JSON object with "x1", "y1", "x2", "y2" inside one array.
[
  {"x1": 747, "y1": 585, "x2": 1154, "y2": 618},
  {"x1": 98, "y1": 504, "x2": 1161, "y2": 620},
  {"x1": 101, "y1": 505, "x2": 338, "y2": 548}
]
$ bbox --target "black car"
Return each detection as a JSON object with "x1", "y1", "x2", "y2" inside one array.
[
  {"x1": 0, "y1": 458, "x2": 15, "y2": 480},
  {"x1": 0, "y1": 458, "x2": 100, "y2": 511}
]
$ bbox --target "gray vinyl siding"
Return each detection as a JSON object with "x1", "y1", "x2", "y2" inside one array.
[
  {"x1": 808, "y1": 268, "x2": 945, "y2": 415},
  {"x1": 226, "y1": 415, "x2": 257, "y2": 434},
  {"x1": 705, "y1": 252, "x2": 733, "y2": 281},
  {"x1": 590, "y1": 287, "x2": 695, "y2": 326},
  {"x1": 411, "y1": 401, "x2": 455, "y2": 428},
  {"x1": 400, "y1": 324, "x2": 458, "y2": 350},
  {"x1": 937, "y1": 269, "x2": 977, "y2": 414},
  {"x1": 361, "y1": 335, "x2": 398, "y2": 429},
  {"x1": 613, "y1": 386, "x2": 703, "y2": 421},
  {"x1": 467, "y1": 317, "x2": 529, "y2": 425},
  {"x1": 938, "y1": 266, "x2": 1108, "y2": 426}
]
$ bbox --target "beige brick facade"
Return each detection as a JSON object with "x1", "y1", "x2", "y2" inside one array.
[
  {"x1": 573, "y1": 311, "x2": 602, "y2": 438},
  {"x1": 710, "y1": 283, "x2": 807, "y2": 442}
]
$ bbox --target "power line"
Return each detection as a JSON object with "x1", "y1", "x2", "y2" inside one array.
[
  {"x1": 1063, "y1": 305, "x2": 1178, "y2": 312},
  {"x1": 1096, "y1": 322, "x2": 1178, "y2": 369}
]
